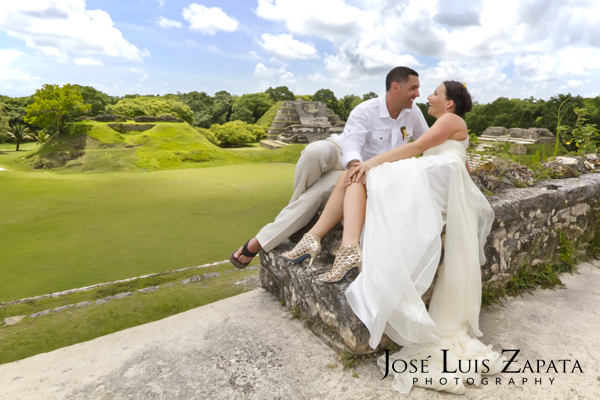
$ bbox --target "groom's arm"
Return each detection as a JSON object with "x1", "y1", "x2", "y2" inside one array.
[{"x1": 340, "y1": 109, "x2": 369, "y2": 170}]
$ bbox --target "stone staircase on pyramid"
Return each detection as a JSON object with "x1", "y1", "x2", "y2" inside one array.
[
  {"x1": 260, "y1": 101, "x2": 345, "y2": 149},
  {"x1": 467, "y1": 127, "x2": 556, "y2": 170}
]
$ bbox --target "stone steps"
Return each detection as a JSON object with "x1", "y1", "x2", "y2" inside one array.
[
  {"x1": 480, "y1": 136, "x2": 537, "y2": 144},
  {"x1": 259, "y1": 140, "x2": 289, "y2": 150}
]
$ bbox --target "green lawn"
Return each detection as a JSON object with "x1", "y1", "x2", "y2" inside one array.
[{"x1": 0, "y1": 144, "x2": 297, "y2": 302}]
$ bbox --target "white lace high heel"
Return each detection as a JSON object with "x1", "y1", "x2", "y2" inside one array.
[
  {"x1": 280, "y1": 233, "x2": 321, "y2": 268},
  {"x1": 318, "y1": 244, "x2": 362, "y2": 283}
]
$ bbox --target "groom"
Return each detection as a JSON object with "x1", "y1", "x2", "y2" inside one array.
[{"x1": 230, "y1": 66, "x2": 430, "y2": 268}]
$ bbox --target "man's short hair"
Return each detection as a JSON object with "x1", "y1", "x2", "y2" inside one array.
[{"x1": 386, "y1": 67, "x2": 419, "y2": 92}]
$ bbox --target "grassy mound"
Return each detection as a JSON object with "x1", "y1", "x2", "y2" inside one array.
[
  {"x1": 256, "y1": 101, "x2": 282, "y2": 127},
  {"x1": 19, "y1": 120, "x2": 303, "y2": 172}
]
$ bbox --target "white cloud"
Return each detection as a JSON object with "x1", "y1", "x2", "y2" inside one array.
[
  {"x1": 256, "y1": 0, "x2": 600, "y2": 102},
  {"x1": 254, "y1": 62, "x2": 297, "y2": 88},
  {"x1": 155, "y1": 16, "x2": 182, "y2": 28},
  {"x1": 0, "y1": 50, "x2": 40, "y2": 94},
  {"x1": 140, "y1": 74, "x2": 149, "y2": 82},
  {"x1": 182, "y1": 4, "x2": 239, "y2": 35},
  {"x1": 0, "y1": 1, "x2": 149, "y2": 62},
  {"x1": 130, "y1": 67, "x2": 145, "y2": 73},
  {"x1": 254, "y1": 63, "x2": 283, "y2": 79},
  {"x1": 307, "y1": 72, "x2": 327, "y2": 83},
  {"x1": 0, "y1": 49, "x2": 25, "y2": 68},
  {"x1": 258, "y1": 33, "x2": 318, "y2": 60},
  {"x1": 74, "y1": 57, "x2": 103, "y2": 66},
  {"x1": 249, "y1": 51, "x2": 260, "y2": 59},
  {"x1": 256, "y1": 0, "x2": 366, "y2": 40}
]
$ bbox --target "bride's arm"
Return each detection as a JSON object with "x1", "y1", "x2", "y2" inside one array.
[{"x1": 349, "y1": 114, "x2": 464, "y2": 183}]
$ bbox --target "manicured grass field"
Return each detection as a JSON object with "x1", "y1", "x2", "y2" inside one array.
[{"x1": 0, "y1": 144, "x2": 297, "y2": 302}]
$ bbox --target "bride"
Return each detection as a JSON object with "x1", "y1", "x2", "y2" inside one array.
[{"x1": 281, "y1": 81, "x2": 505, "y2": 394}]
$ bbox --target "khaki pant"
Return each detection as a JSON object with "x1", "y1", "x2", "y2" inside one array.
[{"x1": 256, "y1": 138, "x2": 343, "y2": 252}]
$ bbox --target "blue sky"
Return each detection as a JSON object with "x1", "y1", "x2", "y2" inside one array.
[{"x1": 1, "y1": 0, "x2": 600, "y2": 104}]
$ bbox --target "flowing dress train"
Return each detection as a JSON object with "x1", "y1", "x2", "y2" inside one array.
[{"x1": 345, "y1": 138, "x2": 505, "y2": 394}]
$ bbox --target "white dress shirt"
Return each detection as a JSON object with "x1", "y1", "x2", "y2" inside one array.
[{"x1": 331, "y1": 96, "x2": 430, "y2": 170}]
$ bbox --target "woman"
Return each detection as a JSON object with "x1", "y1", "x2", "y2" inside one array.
[{"x1": 282, "y1": 81, "x2": 505, "y2": 394}]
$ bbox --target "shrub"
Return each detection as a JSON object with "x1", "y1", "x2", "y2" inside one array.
[
  {"x1": 208, "y1": 121, "x2": 266, "y2": 147},
  {"x1": 195, "y1": 127, "x2": 220, "y2": 146}
]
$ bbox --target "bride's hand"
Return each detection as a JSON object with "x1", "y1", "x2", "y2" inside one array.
[{"x1": 350, "y1": 157, "x2": 382, "y2": 184}]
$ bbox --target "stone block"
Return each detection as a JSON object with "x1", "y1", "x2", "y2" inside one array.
[
  {"x1": 138, "y1": 286, "x2": 159, "y2": 293},
  {"x1": 107, "y1": 123, "x2": 155, "y2": 133},
  {"x1": 91, "y1": 114, "x2": 127, "y2": 122},
  {"x1": 4, "y1": 316, "x2": 25, "y2": 325},
  {"x1": 509, "y1": 128, "x2": 539, "y2": 139},
  {"x1": 482, "y1": 127, "x2": 508, "y2": 136},
  {"x1": 509, "y1": 144, "x2": 527, "y2": 155},
  {"x1": 134, "y1": 115, "x2": 183, "y2": 123},
  {"x1": 530, "y1": 128, "x2": 554, "y2": 138}
]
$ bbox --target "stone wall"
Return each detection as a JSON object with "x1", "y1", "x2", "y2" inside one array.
[
  {"x1": 107, "y1": 123, "x2": 155, "y2": 133},
  {"x1": 266, "y1": 101, "x2": 345, "y2": 144},
  {"x1": 259, "y1": 174, "x2": 600, "y2": 354}
]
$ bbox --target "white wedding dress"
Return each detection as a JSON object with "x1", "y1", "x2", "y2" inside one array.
[{"x1": 345, "y1": 138, "x2": 505, "y2": 395}]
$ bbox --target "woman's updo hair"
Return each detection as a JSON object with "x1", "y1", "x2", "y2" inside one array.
[{"x1": 443, "y1": 81, "x2": 472, "y2": 118}]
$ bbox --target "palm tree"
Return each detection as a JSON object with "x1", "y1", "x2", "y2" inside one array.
[
  {"x1": 29, "y1": 130, "x2": 52, "y2": 145},
  {"x1": 7, "y1": 123, "x2": 34, "y2": 151}
]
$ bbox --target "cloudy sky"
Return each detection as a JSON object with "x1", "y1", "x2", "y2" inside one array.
[{"x1": 1, "y1": 0, "x2": 599, "y2": 103}]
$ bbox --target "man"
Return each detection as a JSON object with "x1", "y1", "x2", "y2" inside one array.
[{"x1": 230, "y1": 66, "x2": 430, "y2": 268}]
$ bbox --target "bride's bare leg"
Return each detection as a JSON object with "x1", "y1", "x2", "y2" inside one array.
[
  {"x1": 307, "y1": 171, "x2": 347, "y2": 238},
  {"x1": 341, "y1": 180, "x2": 367, "y2": 246}
]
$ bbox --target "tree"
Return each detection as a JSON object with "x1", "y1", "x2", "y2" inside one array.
[
  {"x1": 230, "y1": 93, "x2": 274, "y2": 123},
  {"x1": 0, "y1": 95, "x2": 36, "y2": 128},
  {"x1": 7, "y1": 123, "x2": 34, "y2": 151},
  {"x1": 29, "y1": 130, "x2": 52, "y2": 145},
  {"x1": 72, "y1": 85, "x2": 115, "y2": 117},
  {"x1": 416, "y1": 103, "x2": 436, "y2": 127},
  {"x1": 25, "y1": 84, "x2": 91, "y2": 135},
  {"x1": 265, "y1": 86, "x2": 295, "y2": 102},
  {"x1": 313, "y1": 89, "x2": 341, "y2": 118},
  {"x1": 212, "y1": 91, "x2": 234, "y2": 124},
  {"x1": 230, "y1": 106, "x2": 254, "y2": 124},
  {"x1": 362, "y1": 92, "x2": 378, "y2": 101},
  {"x1": 178, "y1": 91, "x2": 214, "y2": 128},
  {"x1": 337, "y1": 94, "x2": 361, "y2": 120}
]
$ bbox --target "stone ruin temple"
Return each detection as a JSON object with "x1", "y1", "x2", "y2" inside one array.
[{"x1": 260, "y1": 101, "x2": 345, "y2": 149}]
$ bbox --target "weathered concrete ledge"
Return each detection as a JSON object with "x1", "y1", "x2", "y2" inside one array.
[{"x1": 260, "y1": 174, "x2": 600, "y2": 354}]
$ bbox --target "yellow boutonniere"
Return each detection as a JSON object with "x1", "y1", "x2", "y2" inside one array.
[{"x1": 401, "y1": 126, "x2": 408, "y2": 141}]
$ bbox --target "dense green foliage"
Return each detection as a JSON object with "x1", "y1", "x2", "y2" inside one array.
[
  {"x1": 230, "y1": 93, "x2": 274, "y2": 123},
  {"x1": 72, "y1": 85, "x2": 116, "y2": 117},
  {"x1": 265, "y1": 86, "x2": 295, "y2": 102},
  {"x1": 338, "y1": 94, "x2": 362, "y2": 120},
  {"x1": 363, "y1": 92, "x2": 378, "y2": 101},
  {"x1": 0, "y1": 95, "x2": 34, "y2": 128},
  {"x1": 106, "y1": 96, "x2": 194, "y2": 124},
  {"x1": 24, "y1": 84, "x2": 91, "y2": 135},
  {"x1": 177, "y1": 90, "x2": 233, "y2": 128},
  {"x1": 465, "y1": 94, "x2": 600, "y2": 136}
]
